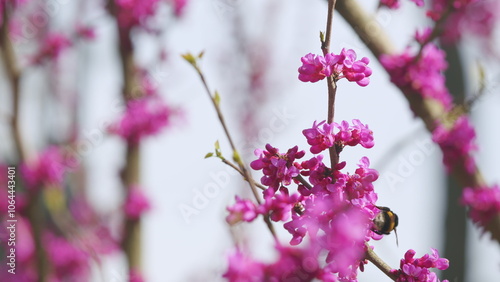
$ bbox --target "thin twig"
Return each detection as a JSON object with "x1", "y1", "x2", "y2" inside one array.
[
  {"x1": 326, "y1": 77, "x2": 339, "y2": 167},
  {"x1": 294, "y1": 174, "x2": 313, "y2": 190},
  {"x1": 219, "y1": 157, "x2": 266, "y2": 191},
  {"x1": 322, "y1": 0, "x2": 340, "y2": 168},
  {"x1": 413, "y1": 1, "x2": 454, "y2": 62},
  {"x1": 365, "y1": 243, "x2": 397, "y2": 281},
  {"x1": 191, "y1": 64, "x2": 277, "y2": 239},
  {"x1": 321, "y1": 0, "x2": 337, "y2": 55}
]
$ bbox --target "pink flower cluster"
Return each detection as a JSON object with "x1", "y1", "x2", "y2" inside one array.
[
  {"x1": 380, "y1": 0, "x2": 401, "y2": 9},
  {"x1": 285, "y1": 156, "x2": 380, "y2": 245},
  {"x1": 250, "y1": 145, "x2": 305, "y2": 193},
  {"x1": 31, "y1": 33, "x2": 72, "y2": 64},
  {"x1": 434, "y1": 1, "x2": 499, "y2": 45},
  {"x1": 109, "y1": 95, "x2": 174, "y2": 144},
  {"x1": 415, "y1": 27, "x2": 433, "y2": 44},
  {"x1": 224, "y1": 203, "x2": 373, "y2": 280},
  {"x1": 431, "y1": 116, "x2": 477, "y2": 173},
  {"x1": 226, "y1": 189, "x2": 304, "y2": 225},
  {"x1": 223, "y1": 244, "x2": 322, "y2": 281},
  {"x1": 226, "y1": 196, "x2": 258, "y2": 225},
  {"x1": 380, "y1": 0, "x2": 424, "y2": 9},
  {"x1": 21, "y1": 147, "x2": 68, "y2": 189},
  {"x1": 226, "y1": 119, "x2": 385, "y2": 280},
  {"x1": 302, "y1": 120, "x2": 374, "y2": 154},
  {"x1": 0, "y1": 187, "x2": 117, "y2": 280},
  {"x1": 461, "y1": 186, "x2": 500, "y2": 227},
  {"x1": 427, "y1": 0, "x2": 480, "y2": 21},
  {"x1": 45, "y1": 232, "x2": 91, "y2": 281},
  {"x1": 75, "y1": 24, "x2": 96, "y2": 40},
  {"x1": 380, "y1": 44, "x2": 453, "y2": 110},
  {"x1": 392, "y1": 248, "x2": 449, "y2": 282},
  {"x1": 114, "y1": 0, "x2": 188, "y2": 30},
  {"x1": 298, "y1": 49, "x2": 372, "y2": 86},
  {"x1": 130, "y1": 269, "x2": 146, "y2": 282},
  {"x1": 115, "y1": 0, "x2": 161, "y2": 30},
  {"x1": 169, "y1": 0, "x2": 188, "y2": 17},
  {"x1": 124, "y1": 186, "x2": 151, "y2": 220}
]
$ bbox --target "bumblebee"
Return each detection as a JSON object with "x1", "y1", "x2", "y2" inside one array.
[{"x1": 373, "y1": 206, "x2": 399, "y2": 245}]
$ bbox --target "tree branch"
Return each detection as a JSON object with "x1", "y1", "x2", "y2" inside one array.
[
  {"x1": 365, "y1": 243, "x2": 397, "y2": 281},
  {"x1": 186, "y1": 58, "x2": 277, "y2": 239},
  {"x1": 0, "y1": 5, "x2": 28, "y2": 161},
  {"x1": 322, "y1": 0, "x2": 340, "y2": 168},
  {"x1": 108, "y1": 0, "x2": 144, "y2": 274}
]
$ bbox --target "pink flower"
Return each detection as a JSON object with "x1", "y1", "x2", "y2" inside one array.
[
  {"x1": 45, "y1": 232, "x2": 91, "y2": 281},
  {"x1": 284, "y1": 195, "x2": 372, "y2": 279},
  {"x1": 322, "y1": 208, "x2": 371, "y2": 280},
  {"x1": 21, "y1": 147, "x2": 68, "y2": 189},
  {"x1": 130, "y1": 269, "x2": 145, "y2": 282},
  {"x1": 427, "y1": 0, "x2": 481, "y2": 21},
  {"x1": 339, "y1": 49, "x2": 372, "y2": 86},
  {"x1": 381, "y1": 44, "x2": 453, "y2": 110},
  {"x1": 260, "y1": 188, "x2": 303, "y2": 222},
  {"x1": 380, "y1": 0, "x2": 401, "y2": 9},
  {"x1": 223, "y1": 250, "x2": 265, "y2": 282},
  {"x1": 392, "y1": 248, "x2": 449, "y2": 282},
  {"x1": 32, "y1": 33, "x2": 72, "y2": 64},
  {"x1": 298, "y1": 49, "x2": 372, "y2": 86},
  {"x1": 437, "y1": 1, "x2": 499, "y2": 45},
  {"x1": 250, "y1": 144, "x2": 305, "y2": 193},
  {"x1": 334, "y1": 119, "x2": 374, "y2": 149},
  {"x1": 169, "y1": 0, "x2": 188, "y2": 17},
  {"x1": 303, "y1": 119, "x2": 374, "y2": 155},
  {"x1": 298, "y1": 53, "x2": 330, "y2": 83},
  {"x1": 415, "y1": 27, "x2": 433, "y2": 44},
  {"x1": 300, "y1": 155, "x2": 336, "y2": 195},
  {"x1": 76, "y1": 24, "x2": 96, "y2": 40},
  {"x1": 265, "y1": 244, "x2": 321, "y2": 281},
  {"x1": 226, "y1": 196, "x2": 258, "y2": 225},
  {"x1": 109, "y1": 95, "x2": 174, "y2": 144},
  {"x1": 303, "y1": 120, "x2": 335, "y2": 154},
  {"x1": 115, "y1": 0, "x2": 160, "y2": 29},
  {"x1": 432, "y1": 116, "x2": 477, "y2": 173},
  {"x1": 380, "y1": 0, "x2": 424, "y2": 9},
  {"x1": 124, "y1": 186, "x2": 151, "y2": 220},
  {"x1": 343, "y1": 157, "x2": 379, "y2": 199},
  {"x1": 461, "y1": 186, "x2": 500, "y2": 227},
  {"x1": 411, "y1": 0, "x2": 425, "y2": 7}
]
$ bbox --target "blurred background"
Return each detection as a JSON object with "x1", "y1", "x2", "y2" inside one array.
[{"x1": 1, "y1": 0, "x2": 500, "y2": 281}]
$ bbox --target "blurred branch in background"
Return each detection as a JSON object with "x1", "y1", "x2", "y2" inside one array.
[{"x1": 441, "y1": 42, "x2": 466, "y2": 282}]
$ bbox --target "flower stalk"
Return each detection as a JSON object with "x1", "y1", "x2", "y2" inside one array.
[{"x1": 184, "y1": 54, "x2": 277, "y2": 239}]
